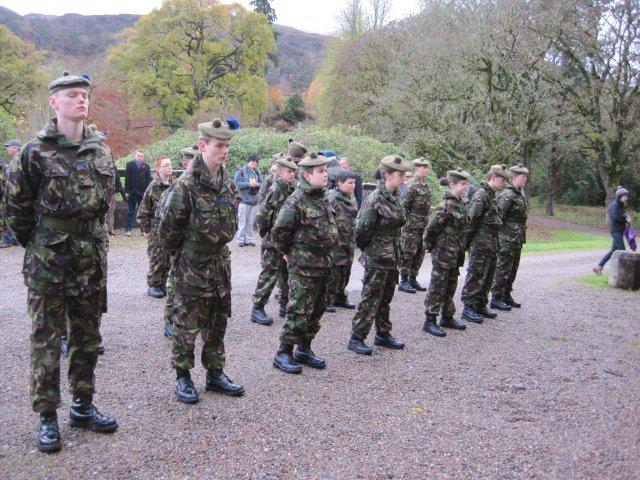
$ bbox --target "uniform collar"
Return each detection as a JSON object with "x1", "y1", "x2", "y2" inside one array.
[
  {"x1": 299, "y1": 179, "x2": 325, "y2": 197},
  {"x1": 37, "y1": 118, "x2": 103, "y2": 153}
]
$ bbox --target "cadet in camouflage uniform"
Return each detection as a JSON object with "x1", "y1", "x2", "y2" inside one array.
[
  {"x1": 422, "y1": 168, "x2": 471, "y2": 337},
  {"x1": 4, "y1": 72, "x2": 118, "y2": 453},
  {"x1": 257, "y1": 157, "x2": 281, "y2": 207},
  {"x1": 137, "y1": 155, "x2": 173, "y2": 299},
  {"x1": 327, "y1": 169, "x2": 358, "y2": 310},
  {"x1": 250, "y1": 156, "x2": 298, "y2": 326},
  {"x1": 162, "y1": 146, "x2": 198, "y2": 339},
  {"x1": 271, "y1": 153, "x2": 337, "y2": 374},
  {"x1": 158, "y1": 119, "x2": 245, "y2": 404},
  {"x1": 398, "y1": 157, "x2": 432, "y2": 294},
  {"x1": 347, "y1": 155, "x2": 412, "y2": 356},
  {"x1": 490, "y1": 164, "x2": 529, "y2": 310},
  {"x1": 460, "y1": 165, "x2": 510, "y2": 323}
]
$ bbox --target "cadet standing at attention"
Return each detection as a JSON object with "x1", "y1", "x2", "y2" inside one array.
[
  {"x1": 161, "y1": 146, "x2": 198, "y2": 339},
  {"x1": 490, "y1": 164, "x2": 529, "y2": 311},
  {"x1": 398, "y1": 157, "x2": 432, "y2": 294},
  {"x1": 271, "y1": 153, "x2": 337, "y2": 374},
  {"x1": 4, "y1": 71, "x2": 118, "y2": 453},
  {"x1": 422, "y1": 168, "x2": 470, "y2": 337},
  {"x1": 460, "y1": 164, "x2": 509, "y2": 323},
  {"x1": 137, "y1": 155, "x2": 173, "y2": 299},
  {"x1": 347, "y1": 155, "x2": 412, "y2": 356},
  {"x1": 158, "y1": 119, "x2": 245, "y2": 404},
  {"x1": 326, "y1": 169, "x2": 358, "y2": 310},
  {"x1": 250, "y1": 156, "x2": 299, "y2": 326}
]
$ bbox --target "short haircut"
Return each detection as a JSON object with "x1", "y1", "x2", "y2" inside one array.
[
  {"x1": 154, "y1": 155, "x2": 170, "y2": 169},
  {"x1": 336, "y1": 170, "x2": 356, "y2": 184}
]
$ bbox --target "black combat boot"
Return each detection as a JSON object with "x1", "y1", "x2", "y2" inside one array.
[
  {"x1": 347, "y1": 335, "x2": 373, "y2": 355},
  {"x1": 409, "y1": 275, "x2": 427, "y2": 292},
  {"x1": 37, "y1": 411, "x2": 61, "y2": 453},
  {"x1": 205, "y1": 370, "x2": 245, "y2": 396},
  {"x1": 440, "y1": 316, "x2": 466, "y2": 330},
  {"x1": 476, "y1": 305, "x2": 497, "y2": 319},
  {"x1": 147, "y1": 286, "x2": 165, "y2": 298},
  {"x1": 398, "y1": 274, "x2": 416, "y2": 294},
  {"x1": 273, "y1": 344, "x2": 303, "y2": 374},
  {"x1": 69, "y1": 394, "x2": 118, "y2": 433},
  {"x1": 97, "y1": 344, "x2": 105, "y2": 355},
  {"x1": 293, "y1": 340, "x2": 326, "y2": 369},
  {"x1": 334, "y1": 297, "x2": 356, "y2": 309},
  {"x1": 160, "y1": 285, "x2": 167, "y2": 295},
  {"x1": 506, "y1": 293, "x2": 521, "y2": 308},
  {"x1": 423, "y1": 314, "x2": 446, "y2": 337},
  {"x1": 490, "y1": 295, "x2": 512, "y2": 311},
  {"x1": 374, "y1": 331, "x2": 405, "y2": 349},
  {"x1": 175, "y1": 369, "x2": 199, "y2": 404},
  {"x1": 61, "y1": 336, "x2": 68, "y2": 359},
  {"x1": 251, "y1": 306, "x2": 273, "y2": 326},
  {"x1": 461, "y1": 306, "x2": 483, "y2": 324},
  {"x1": 163, "y1": 321, "x2": 174, "y2": 338},
  {"x1": 325, "y1": 304, "x2": 336, "y2": 313},
  {"x1": 278, "y1": 303, "x2": 287, "y2": 318}
]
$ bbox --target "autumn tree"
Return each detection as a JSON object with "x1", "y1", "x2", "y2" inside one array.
[
  {"x1": 250, "y1": 0, "x2": 277, "y2": 24},
  {"x1": 0, "y1": 25, "x2": 44, "y2": 118},
  {"x1": 108, "y1": 0, "x2": 276, "y2": 130}
]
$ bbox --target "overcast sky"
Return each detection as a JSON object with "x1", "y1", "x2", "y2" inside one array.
[{"x1": 0, "y1": 0, "x2": 422, "y2": 35}]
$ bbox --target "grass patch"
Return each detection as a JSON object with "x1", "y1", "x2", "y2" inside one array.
[
  {"x1": 580, "y1": 273, "x2": 609, "y2": 288},
  {"x1": 529, "y1": 199, "x2": 638, "y2": 229},
  {"x1": 523, "y1": 229, "x2": 611, "y2": 254}
]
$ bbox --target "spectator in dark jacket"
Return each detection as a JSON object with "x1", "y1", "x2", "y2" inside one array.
[
  {"x1": 234, "y1": 153, "x2": 263, "y2": 246},
  {"x1": 339, "y1": 157, "x2": 363, "y2": 208},
  {"x1": 593, "y1": 186, "x2": 631, "y2": 274},
  {"x1": 124, "y1": 150, "x2": 152, "y2": 235}
]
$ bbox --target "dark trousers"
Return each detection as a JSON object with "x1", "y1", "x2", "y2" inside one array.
[
  {"x1": 599, "y1": 231, "x2": 625, "y2": 267},
  {"x1": 126, "y1": 193, "x2": 143, "y2": 231}
]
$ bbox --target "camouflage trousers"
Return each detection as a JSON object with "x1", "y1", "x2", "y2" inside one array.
[
  {"x1": 328, "y1": 264, "x2": 353, "y2": 304},
  {"x1": 28, "y1": 290, "x2": 103, "y2": 413},
  {"x1": 424, "y1": 264, "x2": 459, "y2": 317},
  {"x1": 491, "y1": 241, "x2": 523, "y2": 297},
  {"x1": 171, "y1": 292, "x2": 227, "y2": 371},
  {"x1": 147, "y1": 237, "x2": 171, "y2": 288},
  {"x1": 252, "y1": 247, "x2": 289, "y2": 308},
  {"x1": 461, "y1": 247, "x2": 497, "y2": 308},
  {"x1": 280, "y1": 271, "x2": 330, "y2": 347},
  {"x1": 352, "y1": 267, "x2": 398, "y2": 340},
  {"x1": 399, "y1": 227, "x2": 427, "y2": 276}
]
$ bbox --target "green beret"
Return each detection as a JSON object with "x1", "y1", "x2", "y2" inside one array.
[
  {"x1": 48, "y1": 71, "x2": 91, "y2": 94},
  {"x1": 181, "y1": 144, "x2": 200, "y2": 159},
  {"x1": 287, "y1": 141, "x2": 307, "y2": 158},
  {"x1": 509, "y1": 163, "x2": 530, "y2": 175},
  {"x1": 275, "y1": 156, "x2": 299, "y2": 171},
  {"x1": 271, "y1": 152, "x2": 285, "y2": 162},
  {"x1": 488, "y1": 164, "x2": 509, "y2": 179},
  {"x1": 298, "y1": 152, "x2": 330, "y2": 167},
  {"x1": 381, "y1": 155, "x2": 413, "y2": 172},
  {"x1": 446, "y1": 167, "x2": 471, "y2": 181},
  {"x1": 412, "y1": 157, "x2": 430, "y2": 167},
  {"x1": 198, "y1": 118, "x2": 236, "y2": 140}
]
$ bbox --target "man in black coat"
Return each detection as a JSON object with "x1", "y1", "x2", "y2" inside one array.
[
  {"x1": 593, "y1": 186, "x2": 631, "y2": 274},
  {"x1": 124, "y1": 150, "x2": 152, "y2": 235}
]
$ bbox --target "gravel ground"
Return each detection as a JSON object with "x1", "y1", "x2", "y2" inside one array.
[{"x1": 0, "y1": 236, "x2": 638, "y2": 479}]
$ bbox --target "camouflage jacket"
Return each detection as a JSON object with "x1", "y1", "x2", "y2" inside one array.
[
  {"x1": 255, "y1": 176, "x2": 294, "y2": 249},
  {"x1": 272, "y1": 179, "x2": 338, "y2": 277},
  {"x1": 328, "y1": 188, "x2": 358, "y2": 266},
  {"x1": 402, "y1": 174, "x2": 431, "y2": 230},
  {"x1": 355, "y1": 182, "x2": 406, "y2": 270},
  {"x1": 257, "y1": 173, "x2": 274, "y2": 206},
  {"x1": 137, "y1": 174, "x2": 172, "y2": 235},
  {"x1": 158, "y1": 156, "x2": 239, "y2": 296},
  {"x1": 466, "y1": 181, "x2": 501, "y2": 252},
  {"x1": 3, "y1": 118, "x2": 114, "y2": 296},
  {"x1": 424, "y1": 191, "x2": 469, "y2": 268},
  {"x1": 498, "y1": 183, "x2": 528, "y2": 245}
]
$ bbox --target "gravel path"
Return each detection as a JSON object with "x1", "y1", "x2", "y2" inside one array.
[{"x1": 0, "y1": 238, "x2": 638, "y2": 479}]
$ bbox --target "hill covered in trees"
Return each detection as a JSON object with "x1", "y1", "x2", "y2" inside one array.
[{"x1": 0, "y1": 6, "x2": 327, "y2": 92}]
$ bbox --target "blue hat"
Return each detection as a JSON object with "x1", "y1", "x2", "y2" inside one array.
[
  {"x1": 3, "y1": 139, "x2": 21, "y2": 148},
  {"x1": 320, "y1": 149, "x2": 336, "y2": 158}
]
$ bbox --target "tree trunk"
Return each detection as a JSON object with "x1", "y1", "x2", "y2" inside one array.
[{"x1": 546, "y1": 147, "x2": 560, "y2": 217}]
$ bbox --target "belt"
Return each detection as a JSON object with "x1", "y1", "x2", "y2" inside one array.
[
  {"x1": 40, "y1": 216, "x2": 97, "y2": 234},
  {"x1": 182, "y1": 240, "x2": 226, "y2": 254}
]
